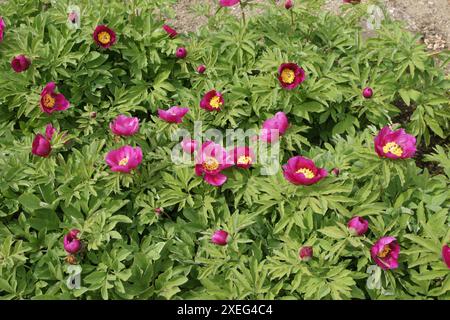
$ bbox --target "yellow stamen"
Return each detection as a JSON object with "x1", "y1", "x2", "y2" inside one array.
[
  {"x1": 383, "y1": 142, "x2": 403, "y2": 157},
  {"x1": 119, "y1": 157, "x2": 129, "y2": 166},
  {"x1": 98, "y1": 31, "x2": 111, "y2": 45},
  {"x1": 296, "y1": 168, "x2": 315, "y2": 179},
  {"x1": 202, "y1": 157, "x2": 219, "y2": 171},
  {"x1": 43, "y1": 94, "x2": 56, "y2": 109},
  {"x1": 210, "y1": 96, "x2": 222, "y2": 109},
  {"x1": 237, "y1": 156, "x2": 252, "y2": 165},
  {"x1": 377, "y1": 245, "x2": 391, "y2": 258},
  {"x1": 281, "y1": 68, "x2": 295, "y2": 84}
]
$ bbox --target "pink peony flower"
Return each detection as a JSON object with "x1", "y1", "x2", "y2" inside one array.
[
  {"x1": 347, "y1": 216, "x2": 369, "y2": 236},
  {"x1": 93, "y1": 25, "x2": 116, "y2": 48},
  {"x1": 176, "y1": 47, "x2": 187, "y2": 59},
  {"x1": 181, "y1": 138, "x2": 198, "y2": 154},
  {"x1": 374, "y1": 126, "x2": 416, "y2": 159},
  {"x1": 11, "y1": 55, "x2": 31, "y2": 73},
  {"x1": 299, "y1": 246, "x2": 313, "y2": 261},
  {"x1": 195, "y1": 141, "x2": 233, "y2": 186},
  {"x1": 110, "y1": 115, "x2": 140, "y2": 136},
  {"x1": 371, "y1": 236, "x2": 400, "y2": 270},
  {"x1": 219, "y1": 0, "x2": 240, "y2": 7},
  {"x1": 285, "y1": 0, "x2": 293, "y2": 9},
  {"x1": 260, "y1": 111, "x2": 289, "y2": 143},
  {"x1": 200, "y1": 90, "x2": 224, "y2": 112},
  {"x1": 158, "y1": 106, "x2": 189, "y2": 124},
  {"x1": 45, "y1": 123, "x2": 56, "y2": 141},
  {"x1": 0, "y1": 17, "x2": 5, "y2": 42},
  {"x1": 211, "y1": 230, "x2": 229, "y2": 245},
  {"x1": 363, "y1": 87, "x2": 373, "y2": 99},
  {"x1": 64, "y1": 229, "x2": 82, "y2": 254},
  {"x1": 40, "y1": 82, "x2": 70, "y2": 114},
  {"x1": 197, "y1": 64, "x2": 206, "y2": 74},
  {"x1": 278, "y1": 63, "x2": 306, "y2": 90},
  {"x1": 105, "y1": 145, "x2": 143, "y2": 173},
  {"x1": 32, "y1": 134, "x2": 52, "y2": 157},
  {"x1": 442, "y1": 245, "x2": 450, "y2": 269},
  {"x1": 231, "y1": 146, "x2": 255, "y2": 169},
  {"x1": 282, "y1": 156, "x2": 328, "y2": 186},
  {"x1": 162, "y1": 24, "x2": 178, "y2": 38}
]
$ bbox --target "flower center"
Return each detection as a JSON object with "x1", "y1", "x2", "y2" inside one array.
[
  {"x1": 237, "y1": 156, "x2": 252, "y2": 165},
  {"x1": 296, "y1": 168, "x2": 315, "y2": 179},
  {"x1": 210, "y1": 96, "x2": 222, "y2": 109},
  {"x1": 98, "y1": 31, "x2": 111, "y2": 45},
  {"x1": 281, "y1": 68, "x2": 295, "y2": 84},
  {"x1": 383, "y1": 142, "x2": 403, "y2": 157},
  {"x1": 43, "y1": 94, "x2": 56, "y2": 108},
  {"x1": 118, "y1": 157, "x2": 129, "y2": 166},
  {"x1": 377, "y1": 245, "x2": 391, "y2": 258},
  {"x1": 202, "y1": 157, "x2": 219, "y2": 171}
]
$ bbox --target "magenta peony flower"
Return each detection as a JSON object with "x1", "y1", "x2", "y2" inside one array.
[
  {"x1": 40, "y1": 82, "x2": 70, "y2": 114},
  {"x1": 219, "y1": 0, "x2": 240, "y2": 7},
  {"x1": 64, "y1": 229, "x2": 82, "y2": 254},
  {"x1": 260, "y1": 111, "x2": 289, "y2": 143},
  {"x1": 371, "y1": 236, "x2": 400, "y2": 270},
  {"x1": 374, "y1": 126, "x2": 417, "y2": 159},
  {"x1": 162, "y1": 24, "x2": 177, "y2": 38},
  {"x1": 45, "y1": 123, "x2": 56, "y2": 141},
  {"x1": 278, "y1": 63, "x2": 306, "y2": 90},
  {"x1": 158, "y1": 106, "x2": 189, "y2": 124},
  {"x1": 211, "y1": 230, "x2": 229, "y2": 245},
  {"x1": 363, "y1": 87, "x2": 373, "y2": 99},
  {"x1": 32, "y1": 134, "x2": 52, "y2": 157},
  {"x1": 105, "y1": 145, "x2": 143, "y2": 173},
  {"x1": 195, "y1": 141, "x2": 233, "y2": 186},
  {"x1": 0, "y1": 17, "x2": 5, "y2": 42},
  {"x1": 200, "y1": 90, "x2": 224, "y2": 112},
  {"x1": 11, "y1": 55, "x2": 31, "y2": 73},
  {"x1": 299, "y1": 246, "x2": 313, "y2": 261},
  {"x1": 197, "y1": 64, "x2": 206, "y2": 74},
  {"x1": 282, "y1": 156, "x2": 328, "y2": 186},
  {"x1": 181, "y1": 138, "x2": 198, "y2": 154},
  {"x1": 110, "y1": 115, "x2": 139, "y2": 136},
  {"x1": 93, "y1": 25, "x2": 116, "y2": 48},
  {"x1": 176, "y1": 47, "x2": 187, "y2": 59},
  {"x1": 285, "y1": 0, "x2": 293, "y2": 9},
  {"x1": 347, "y1": 216, "x2": 369, "y2": 236},
  {"x1": 442, "y1": 245, "x2": 450, "y2": 269},
  {"x1": 231, "y1": 146, "x2": 255, "y2": 169}
]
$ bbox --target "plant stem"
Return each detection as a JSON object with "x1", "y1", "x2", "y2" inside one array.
[{"x1": 240, "y1": 1, "x2": 246, "y2": 25}]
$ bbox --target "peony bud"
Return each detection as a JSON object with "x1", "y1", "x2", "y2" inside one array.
[
  {"x1": 442, "y1": 245, "x2": 450, "y2": 269},
  {"x1": 211, "y1": 230, "x2": 229, "y2": 246},
  {"x1": 363, "y1": 87, "x2": 373, "y2": 99},
  {"x1": 331, "y1": 168, "x2": 340, "y2": 176},
  {"x1": 11, "y1": 55, "x2": 31, "y2": 73},
  {"x1": 176, "y1": 47, "x2": 187, "y2": 59},
  {"x1": 197, "y1": 64, "x2": 206, "y2": 74},
  {"x1": 347, "y1": 216, "x2": 369, "y2": 236},
  {"x1": 285, "y1": 0, "x2": 293, "y2": 9},
  {"x1": 64, "y1": 229, "x2": 82, "y2": 254},
  {"x1": 299, "y1": 246, "x2": 313, "y2": 261}
]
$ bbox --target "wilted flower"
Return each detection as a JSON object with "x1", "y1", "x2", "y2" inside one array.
[
  {"x1": 331, "y1": 168, "x2": 340, "y2": 176},
  {"x1": 11, "y1": 55, "x2": 31, "y2": 73},
  {"x1": 283, "y1": 156, "x2": 328, "y2": 186},
  {"x1": 93, "y1": 25, "x2": 116, "y2": 48},
  {"x1": 40, "y1": 82, "x2": 70, "y2": 114},
  {"x1": 154, "y1": 208, "x2": 163, "y2": 216},
  {"x1": 371, "y1": 236, "x2": 400, "y2": 270},
  {"x1": 347, "y1": 216, "x2": 369, "y2": 236},
  {"x1": 64, "y1": 229, "x2": 82, "y2": 254},
  {"x1": 110, "y1": 115, "x2": 139, "y2": 136},
  {"x1": 195, "y1": 141, "x2": 233, "y2": 186},
  {"x1": 442, "y1": 245, "x2": 450, "y2": 269},
  {"x1": 260, "y1": 111, "x2": 289, "y2": 143},
  {"x1": 181, "y1": 138, "x2": 198, "y2": 154},
  {"x1": 197, "y1": 64, "x2": 206, "y2": 74},
  {"x1": 219, "y1": 0, "x2": 240, "y2": 7},
  {"x1": 162, "y1": 24, "x2": 177, "y2": 38},
  {"x1": 278, "y1": 63, "x2": 306, "y2": 90},
  {"x1": 176, "y1": 47, "x2": 187, "y2": 59},
  {"x1": 158, "y1": 106, "x2": 189, "y2": 123},
  {"x1": 374, "y1": 126, "x2": 416, "y2": 159},
  {"x1": 363, "y1": 87, "x2": 373, "y2": 99},
  {"x1": 285, "y1": 0, "x2": 293, "y2": 9},
  {"x1": 299, "y1": 246, "x2": 313, "y2": 261},
  {"x1": 211, "y1": 230, "x2": 229, "y2": 246},
  {"x1": 90, "y1": 111, "x2": 97, "y2": 118},
  {"x1": 200, "y1": 90, "x2": 224, "y2": 112},
  {"x1": 105, "y1": 145, "x2": 143, "y2": 173},
  {"x1": 67, "y1": 5, "x2": 81, "y2": 29},
  {"x1": 0, "y1": 17, "x2": 5, "y2": 42},
  {"x1": 231, "y1": 146, "x2": 255, "y2": 169}
]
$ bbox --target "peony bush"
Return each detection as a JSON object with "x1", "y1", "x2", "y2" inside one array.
[{"x1": 0, "y1": 0, "x2": 449, "y2": 300}]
